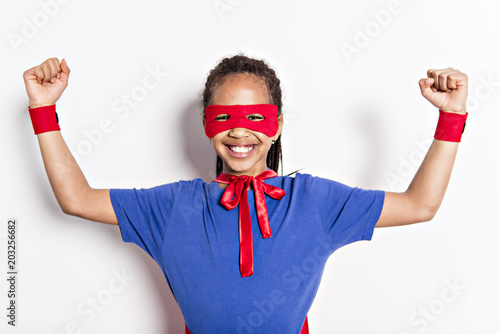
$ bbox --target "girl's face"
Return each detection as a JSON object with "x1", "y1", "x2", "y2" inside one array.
[{"x1": 208, "y1": 73, "x2": 283, "y2": 177}]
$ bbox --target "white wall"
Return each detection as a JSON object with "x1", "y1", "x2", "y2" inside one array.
[{"x1": 2, "y1": 0, "x2": 499, "y2": 333}]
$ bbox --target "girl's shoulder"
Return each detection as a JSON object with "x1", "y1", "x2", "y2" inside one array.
[
  {"x1": 272, "y1": 172, "x2": 339, "y2": 191},
  {"x1": 275, "y1": 173, "x2": 359, "y2": 198},
  {"x1": 278, "y1": 172, "x2": 338, "y2": 185}
]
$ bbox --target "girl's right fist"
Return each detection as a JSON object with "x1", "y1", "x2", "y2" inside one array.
[{"x1": 23, "y1": 58, "x2": 70, "y2": 108}]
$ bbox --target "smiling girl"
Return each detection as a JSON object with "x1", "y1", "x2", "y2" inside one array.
[{"x1": 23, "y1": 55, "x2": 468, "y2": 333}]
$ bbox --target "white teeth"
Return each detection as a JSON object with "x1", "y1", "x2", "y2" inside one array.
[{"x1": 230, "y1": 146, "x2": 254, "y2": 153}]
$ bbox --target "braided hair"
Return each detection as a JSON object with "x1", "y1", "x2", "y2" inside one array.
[{"x1": 202, "y1": 54, "x2": 283, "y2": 176}]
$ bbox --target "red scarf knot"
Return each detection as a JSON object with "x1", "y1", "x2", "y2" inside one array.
[{"x1": 214, "y1": 170, "x2": 286, "y2": 277}]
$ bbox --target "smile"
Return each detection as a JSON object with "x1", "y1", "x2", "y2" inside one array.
[{"x1": 228, "y1": 145, "x2": 255, "y2": 153}]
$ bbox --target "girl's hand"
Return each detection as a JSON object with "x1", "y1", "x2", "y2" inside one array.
[
  {"x1": 23, "y1": 58, "x2": 70, "y2": 108},
  {"x1": 419, "y1": 68, "x2": 468, "y2": 114}
]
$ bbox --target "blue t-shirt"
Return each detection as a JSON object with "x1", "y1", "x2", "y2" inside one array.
[{"x1": 110, "y1": 173, "x2": 384, "y2": 333}]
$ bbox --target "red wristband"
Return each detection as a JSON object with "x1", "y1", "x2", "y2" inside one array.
[
  {"x1": 28, "y1": 105, "x2": 60, "y2": 135},
  {"x1": 434, "y1": 110, "x2": 468, "y2": 142}
]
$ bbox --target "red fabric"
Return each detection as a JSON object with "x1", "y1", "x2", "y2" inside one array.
[
  {"x1": 185, "y1": 316, "x2": 309, "y2": 333},
  {"x1": 204, "y1": 104, "x2": 279, "y2": 138},
  {"x1": 28, "y1": 105, "x2": 60, "y2": 135},
  {"x1": 213, "y1": 170, "x2": 286, "y2": 277},
  {"x1": 434, "y1": 110, "x2": 468, "y2": 142},
  {"x1": 301, "y1": 316, "x2": 310, "y2": 334}
]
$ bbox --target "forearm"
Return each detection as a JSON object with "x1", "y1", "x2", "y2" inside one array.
[
  {"x1": 37, "y1": 131, "x2": 92, "y2": 215},
  {"x1": 405, "y1": 139, "x2": 460, "y2": 220},
  {"x1": 37, "y1": 130, "x2": 117, "y2": 224},
  {"x1": 379, "y1": 139, "x2": 460, "y2": 227},
  {"x1": 36, "y1": 129, "x2": 117, "y2": 224}
]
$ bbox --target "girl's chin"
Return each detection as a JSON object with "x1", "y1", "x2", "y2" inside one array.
[{"x1": 222, "y1": 163, "x2": 268, "y2": 176}]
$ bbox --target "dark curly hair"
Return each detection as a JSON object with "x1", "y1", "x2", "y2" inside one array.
[{"x1": 202, "y1": 54, "x2": 283, "y2": 176}]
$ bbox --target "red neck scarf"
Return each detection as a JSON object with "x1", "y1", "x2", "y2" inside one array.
[{"x1": 213, "y1": 170, "x2": 286, "y2": 277}]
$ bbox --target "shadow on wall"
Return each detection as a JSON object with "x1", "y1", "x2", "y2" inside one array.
[
  {"x1": 352, "y1": 104, "x2": 386, "y2": 188},
  {"x1": 181, "y1": 100, "x2": 217, "y2": 182}
]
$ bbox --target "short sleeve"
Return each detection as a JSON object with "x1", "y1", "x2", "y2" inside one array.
[
  {"x1": 109, "y1": 183, "x2": 178, "y2": 261},
  {"x1": 309, "y1": 176, "x2": 385, "y2": 252}
]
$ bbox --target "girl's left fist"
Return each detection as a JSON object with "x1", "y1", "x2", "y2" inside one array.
[{"x1": 419, "y1": 68, "x2": 468, "y2": 114}]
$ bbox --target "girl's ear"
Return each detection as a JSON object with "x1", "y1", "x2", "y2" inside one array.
[{"x1": 272, "y1": 114, "x2": 284, "y2": 141}]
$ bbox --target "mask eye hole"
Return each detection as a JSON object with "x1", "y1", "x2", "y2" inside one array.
[
  {"x1": 214, "y1": 114, "x2": 230, "y2": 121},
  {"x1": 246, "y1": 114, "x2": 265, "y2": 121}
]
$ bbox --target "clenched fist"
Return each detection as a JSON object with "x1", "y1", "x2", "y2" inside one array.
[
  {"x1": 23, "y1": 58, "x2": 70, "y2": 108},
  {"x1": 419, "y1": 68, "x2": 468, "y2": 114}
]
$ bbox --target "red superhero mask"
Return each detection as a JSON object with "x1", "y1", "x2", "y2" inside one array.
[{"x1": 204, "y1": 104, "x2": 279, "y2": 138}]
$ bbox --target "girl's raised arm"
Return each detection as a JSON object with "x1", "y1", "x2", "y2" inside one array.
[
  {"x1": 23, "y1": 58, "x2": 118, "y2": 225},
  {"x1": 376, "y1": 68, "x2": 468, "y2": 227}
]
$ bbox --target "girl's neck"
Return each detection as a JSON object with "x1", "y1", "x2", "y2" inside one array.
[{"x1": 217, "y1": 166, "x2": 272, "y2": 190}]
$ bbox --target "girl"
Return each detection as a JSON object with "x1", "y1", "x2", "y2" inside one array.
[{"x1": 23, "y1": 55, "x2": 468, "y2": 333}]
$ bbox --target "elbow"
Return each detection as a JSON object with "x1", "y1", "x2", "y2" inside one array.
[
  {"x1": 57, "y1": 186, "x2": 93, "y2": 217},
  {"x1": 60, "y1": 201, "x2": 79, "y2": 216},
  {"x1": 419, "y1": 211, "x2": 435, "y2": 223},
  {"x1": 58, "y1": 195, "x2": 85, "y2": 217},
  {"x1": 417, "y1": 203, "x2": 440, "y2": 223}
]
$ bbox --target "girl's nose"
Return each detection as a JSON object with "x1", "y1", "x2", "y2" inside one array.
[{"x1": 228, "y1": 127, "x2": 250, "y2": 138}]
